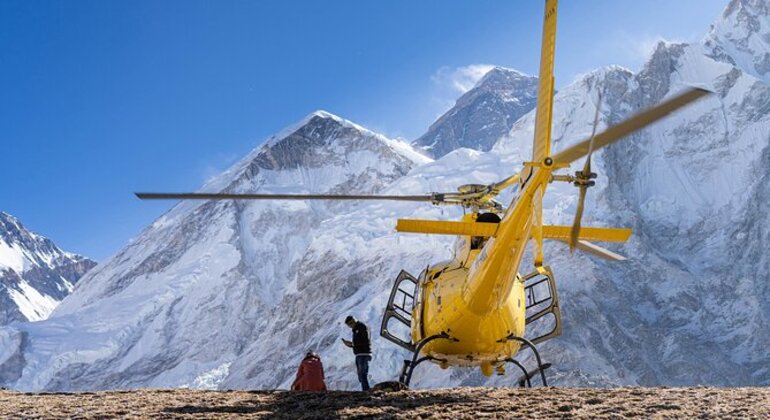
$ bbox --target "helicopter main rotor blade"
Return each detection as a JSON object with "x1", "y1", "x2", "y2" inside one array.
[
  {"x1": 135, "y1": 192, "x2": 442, "y2": 202},
  {"x1": 552, "y1": 87, "x2": 711, "y2": 165},
  {"x1": 488, "y1": 173, "x2": 521, "y2": 195}
]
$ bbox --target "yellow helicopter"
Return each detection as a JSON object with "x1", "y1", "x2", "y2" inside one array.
[{"x1": 136, "y1": 0, "x2": 710, "y2": 387}]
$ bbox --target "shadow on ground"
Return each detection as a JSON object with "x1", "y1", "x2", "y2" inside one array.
[{"x1": 162, "y1": 390, "x2": 475, "y2": 417}]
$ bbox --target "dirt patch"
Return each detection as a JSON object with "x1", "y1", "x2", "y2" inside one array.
[{"x1": 0, "y1": 387, "x2": 768, "y2": 419}]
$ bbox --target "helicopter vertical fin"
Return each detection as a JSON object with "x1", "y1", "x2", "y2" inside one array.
[
  {"x1": 532, "y1": 0, "x2": 558, "y2": 163},
  {"x1": 530, "y1": 0, "x2": 558, "y2": 267},
  {"x1": 532, "y1": 189, "x2": 545, "y2": 267},
  {"x1": 462, "y1": 0, "x2": 561, "y2": 315}
]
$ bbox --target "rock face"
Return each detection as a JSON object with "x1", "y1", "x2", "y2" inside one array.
[
  {"x1": 0, "y1": 212, "x2": 95, "y2": 325},
  {"x1": 413, "y1": 67, "x2": 538, "y2": 158},
  {"x1": 2, "y1": 1, "x2": 770, "y2": 392},
  {"x1": 706, "y1": 0, "x2": 770, "y2": 84}
]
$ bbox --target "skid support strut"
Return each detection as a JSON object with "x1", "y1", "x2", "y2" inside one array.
[
  {"x1": 506, "y1": 359, "x2": 532, "y2": 387},
  {"x1": 399, "y1": 332, "x2": 458, "y2": 387},
  {"x1": 497, "y1": 334, "x2": 550, "y2": 387}
]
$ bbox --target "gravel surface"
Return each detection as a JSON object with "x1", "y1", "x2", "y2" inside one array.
[{"x1": 1, "y1": 387, "x2": 768, "y2": 419}]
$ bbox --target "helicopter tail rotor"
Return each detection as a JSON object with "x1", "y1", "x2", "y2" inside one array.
[{"x1": 568, "y1": 91, "x2": 602, "y2": 252}]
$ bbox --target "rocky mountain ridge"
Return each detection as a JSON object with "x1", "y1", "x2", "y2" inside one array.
[
  {"x1": 413, "y1": 67, "x2": 539, "y2": 158},
  {"x1": 0, "y1": 212, "x2": 95, "y2": 325}
]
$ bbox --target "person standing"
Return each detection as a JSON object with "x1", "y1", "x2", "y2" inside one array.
[
  {"x1": 341, "y1": 315, "x2": 371, "y2": 391},
  {"x1": 291, "y1": 351, "x2": 327, "y2": 391}
]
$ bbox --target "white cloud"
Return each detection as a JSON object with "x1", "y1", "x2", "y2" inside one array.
[
  {"x1": 605, "y1": 32, "x2": 686, "y2": 71},
  {"x1": 624, "y1": 34, "x2": 667, "y2": 63},
  {"x1": 431, "y1": 64, "x2": 497, "y2": 94},
  {"x1": 426, "y1": 64, "x2": 497, "y2": 119},
  {"x1": 200, "y1": 152, "x2": 240, "y2": 183}
]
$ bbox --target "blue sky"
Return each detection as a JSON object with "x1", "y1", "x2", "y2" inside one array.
[{"x1": 2, "y1": 0, "x2": 729, "y2": 260}]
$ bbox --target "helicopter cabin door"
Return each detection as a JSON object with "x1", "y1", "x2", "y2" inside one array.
[
  {"x1": 380, "y1": 270, "x2": 419, "y2": 352},
  {"x1": 523, "y1": 266, "x2": 562, "y2": 345}
]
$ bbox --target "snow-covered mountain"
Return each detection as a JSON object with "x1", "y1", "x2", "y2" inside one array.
[
  {"x1": 413, "y1": 67, "x2": 538, "y2": 158},
  {"x1": 0, "y1": 212, "x2": 95, "y2": 324},
  {"x1": 1, "y1": 0, "x2": 769, "y2": 391},
  {"x1": 0, "y1": 111, "x2": 432, "y2": 391},
  {"x1": 705, "y1": 0, "x2": 770, "y2": 85}
]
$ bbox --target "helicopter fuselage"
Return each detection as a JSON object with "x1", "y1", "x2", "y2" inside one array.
[{"x1": 411, "y1": 165, "x2": 552, "y2": 373}]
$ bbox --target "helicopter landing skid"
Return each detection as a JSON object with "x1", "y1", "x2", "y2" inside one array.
[
  {"x1": 506, "y1": 359, "x2": 552, "y2": 387},
  {"x1": 497, "y1": 334, "x2": 550, "y2": 387},
  {"x1": 398, "y1": 332, "x2": 458, "y2": 387}
]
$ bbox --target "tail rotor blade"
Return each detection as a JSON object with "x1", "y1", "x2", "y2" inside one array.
[
  {"x1": 569, "y1": 186, "x2": 587, "y2": 252},
  {"x1": 559, "y1": 239, "x2": 627, "y2": 261}
]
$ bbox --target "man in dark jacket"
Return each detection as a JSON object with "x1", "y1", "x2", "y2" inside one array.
[{"x1": 342, "y1": 315, "x2": 371, "y2": 391}]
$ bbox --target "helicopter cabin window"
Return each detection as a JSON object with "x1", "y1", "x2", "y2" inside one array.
[{"x1": 471, "y1": 212, "x2": 501, "y2": 250}]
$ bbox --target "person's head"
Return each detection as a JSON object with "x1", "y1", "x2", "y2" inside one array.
[
  {"x1": 305, "y1": 351, "x2": 318, "y2": 359},
  {"x1": 345, "y1": 315, "x2": 356, "y2": 329}
]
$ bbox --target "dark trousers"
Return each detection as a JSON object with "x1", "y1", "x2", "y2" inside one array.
[{"x1": 355, "y1": 355, "x2": 371, "y2": 391}]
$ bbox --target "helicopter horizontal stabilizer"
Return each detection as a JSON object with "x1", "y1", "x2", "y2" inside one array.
[
  {"x1": 395, "y1": 219, "x2": 499, "y2": 237},
  {"x1": 542, "y1": 225, "x2": 631, "y2": 243}
]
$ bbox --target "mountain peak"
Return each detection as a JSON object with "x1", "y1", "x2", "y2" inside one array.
[
  {"x1": 307, "y1": 109, "x2": 343, "y2": 121},
  {"x1": 190, "y1": 110, "x2": 428, "y2": 204},
  {"x1": 264, "y1": 110, "x2": 380, "y2": 150},
  {"x1": 0, "y1": 211, "x2": 21, "y2": 226},
  {"x1": 0, "y1": 211, "x2": 35, "y2": 244},
  {"x1": 705, "y1": 0, "x2": 770, "y2": 83},
  {"x1": 0, "y1": 212, "x2": 96, "y2": 324},
  {"x1": 255, "y1": 110, "x2": 426, "y2": 172},
  {"x1": 722, "y1": 0, "x2": 770, "y2": 19},
  {"x1": 473, "y1": 66, "x2": 534, "y2": 91},
  {"x1": 303, "y1": 109, "x2": 351, "y2": 128},
  {"x1": 412, "y1": 65, "x2": 538, "y2": 157}
]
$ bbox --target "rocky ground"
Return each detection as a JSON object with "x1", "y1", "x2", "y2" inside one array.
[{"x1": 0, "y1": 387, "x2": 768, "y2": 419}]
